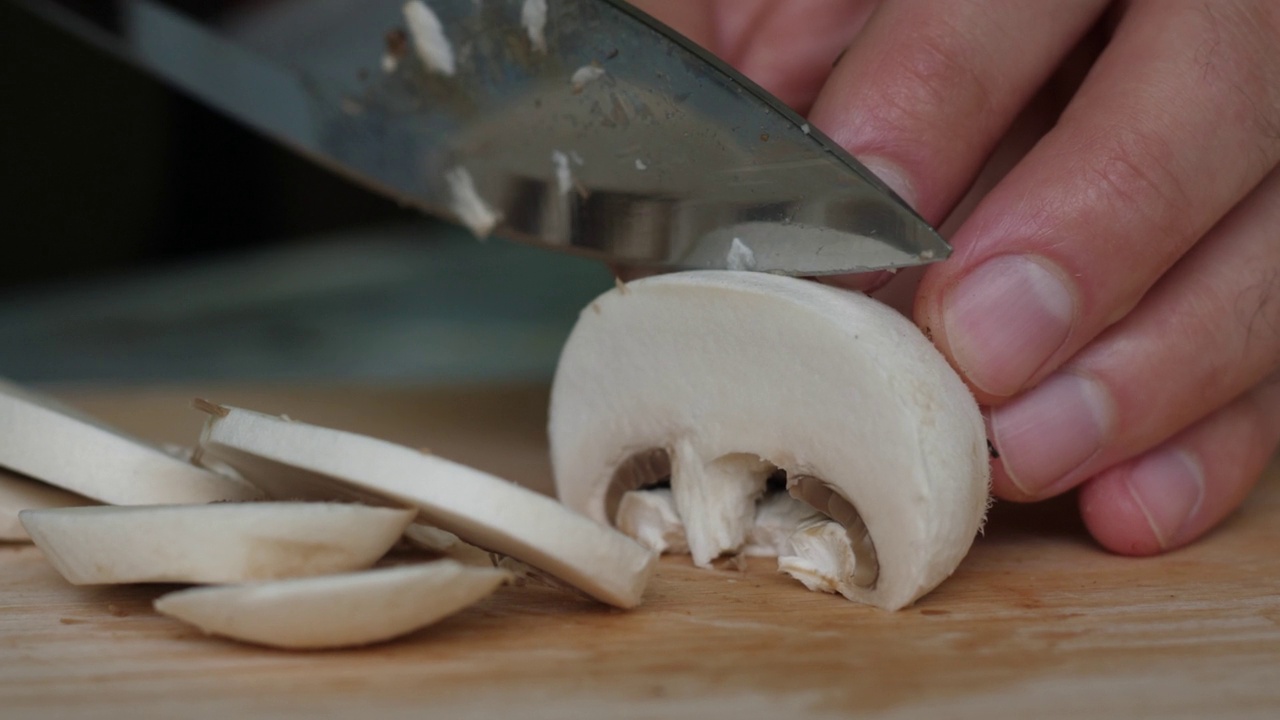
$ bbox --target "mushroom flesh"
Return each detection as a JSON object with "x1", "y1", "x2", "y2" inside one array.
[{"x1": 549, "y1": 271, "x2": 989, "y2": 610}]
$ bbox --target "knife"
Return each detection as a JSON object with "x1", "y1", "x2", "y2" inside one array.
[{"x1": 14, "y1": 0, "x2": 949, "y2": 275}]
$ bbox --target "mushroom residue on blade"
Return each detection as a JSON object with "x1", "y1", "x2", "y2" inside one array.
[
  {"x1": 403, "y1": 0, "x2": 455, "y2": 76},
  {"x1": 445, "y1": 166, "x2": 501, "y2": 238},
  {"x1": 552, "y1": 150, "x2": 573, "y2": 195},
  {"x1": 570, "y1": 64, "x2": 605, "y2": 93},
  {"x1": 726, "y1": 238, "x2": 756, "y2": 271},
  {"x1": 521, "y1": 0, "x2": 548, "y2": 53}
]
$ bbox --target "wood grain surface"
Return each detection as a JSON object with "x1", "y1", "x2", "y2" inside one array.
[{"x1": 2, "y1": 384, "x2": 1278, "y2": 719}]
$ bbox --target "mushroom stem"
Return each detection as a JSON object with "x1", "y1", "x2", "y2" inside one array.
[{"x1": 669, "y1": 444, "x2": 771, "y2": 567}]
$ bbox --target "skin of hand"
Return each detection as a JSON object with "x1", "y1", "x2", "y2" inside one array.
[{"x1": 631, "y1": 0, "x2": 1280, "y2": 556}]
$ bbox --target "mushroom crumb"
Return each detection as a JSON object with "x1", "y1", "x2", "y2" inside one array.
[
  {"x1": 444, "y1": 166, "x2": 501, "y2": 238},
  {"x1": 521, "y1": 0, "x2": 548, "y2": 53},
  {"x1": 403, "y1": 0, "x2": 456, "y2": 76},
  {"x1": 725, "y1": 238, "x2": 756, "y2": 271},
  {"x1": 382, "y1": 27, "x2": 409, "y2": 73},
  {"x1": 552, "y1": 150, "x2": 573, "y2": 195},
  {"x1": 570, "y1": 64, "x2": 605, "y2": 92}
]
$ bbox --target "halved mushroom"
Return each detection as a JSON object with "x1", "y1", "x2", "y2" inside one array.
[
  {"x1": 20, "y1": 503, "x2": 414, "y2": 585},
  {"x1": 0, "y1": 381, "x2": 259, "y2": 505},
  {"x1": 196, "y1": 406, "x2": 657, "y2": 608},
  {"x1": 155, "y1": 561, "x2": 509, "y2": 650},
  {"x1": 1, "y1": 469, "x2": 92, "y2": 542},
  {"x1": 549, "y1": 271, "x2": 990, "y2": 610}
]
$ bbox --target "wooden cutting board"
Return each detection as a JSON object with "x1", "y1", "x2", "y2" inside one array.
[{"x1": 3, "y1": 384, "x2": 1278, "y2": 719}]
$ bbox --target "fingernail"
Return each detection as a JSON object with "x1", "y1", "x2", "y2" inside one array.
[
  {"x1": 943, "y1": 255, "x2": 1075, "y2": 396},
  {"x1": 1125, "y1": 447, "x2": 1205, "y2": 550},
  {"x1": 989, "y1": 373, "x2": 1112, "y2": 497},
  {"x1": 859, "y1": 156, "x2": 917, "y2": 210}
]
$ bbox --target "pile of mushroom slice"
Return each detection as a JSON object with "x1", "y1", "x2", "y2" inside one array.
[
  {"x1": 3, "y1": 382, "x2": 655, "y2": 650},
  {"x1": 549, "y1": 271, "x2": 991, "y2": 611}
]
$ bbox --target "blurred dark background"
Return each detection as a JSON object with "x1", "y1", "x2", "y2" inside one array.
[
  {"x1": 0, "y1": 2, "x2": 611, "y2": 385},
  {"x1": 1, "y1": 0, "x2": 416, "y2": 288}
]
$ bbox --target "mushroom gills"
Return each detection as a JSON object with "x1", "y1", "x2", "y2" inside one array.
[
  {"x1": 612, "y1": 458, "x2": 880, "y2": 592},
  {"x1": 785, "y1": 475, "x2": 879, "y2": 589}
]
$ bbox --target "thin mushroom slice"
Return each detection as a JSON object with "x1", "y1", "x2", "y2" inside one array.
[
  {"x1": 0, "y1": 380, "x2": 259, "y2": 505},
  {"x1": 197, "y1": 406, "x2": 657, "y2": 609},
  {"x1": 549, "y1": 271, "x2": 990, "y2": 610},
  {"x1": 1, "y1": 469, "x2": 93, "y2": 542},
  {"x1": 155, "y1": 561, "x2": 509, "y2": 650},
  {"x1": 402, "y1": 523, "x2": 494, "y2": 567},
  {"x1": 20, "y1": 503, "x2": 414, "y2": 585}
]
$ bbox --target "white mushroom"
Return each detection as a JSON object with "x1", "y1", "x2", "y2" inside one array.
[
  {"x1": 0, "y1": 469, "x2": 92, "y2": 542},
  {"x1": 196, "y1": 405, "x2": 657, "y2": 608},
  {"x1": 20, "y1": 503, "x2": 414, "y2": 585},
  {"x1": 0, "y1": 381, "x2": 259, "y2": 505},
  {"x1": 549, "y1": 271, "x2": 990, "y2": 610},
  {"x1": 155, "y1": 561, "x2": 509, "y2": 650}
]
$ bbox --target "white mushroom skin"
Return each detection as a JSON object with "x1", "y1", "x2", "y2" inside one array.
[{"x1": 549, "y1": 271, "x2": 990, "y2": 610}]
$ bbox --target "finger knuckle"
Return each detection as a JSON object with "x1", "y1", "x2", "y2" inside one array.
[
  {"x1": 1191, "y1": 1, "x2": 1280, "y2": 168},
  {"x1": 871, "y1": 10, "x2": 1000, "y2": 142},
  {"x1": 1085, "y1": 123, "x2": 1192, "y2": 243}
]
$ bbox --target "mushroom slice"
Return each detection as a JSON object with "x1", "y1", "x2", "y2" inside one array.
[
  {"x1": 20, "y1": 503, "x2": 414, "y2": 585},
  {"x1": 1, "y1": 469, "x2": 93, "y2": 542},
  {"x1": 196, "y1": 406, "x2": 657, "y2": 609},
  {"x1": 155, "y1": 561, "x2": 509, "y2": 650},
  {"x1": 0, "y1": 380, "x2": 259, "y2": 505},
  {"x1": 549, "y1": 271, "x2": 990, "y2": 610},
  {"x1": 402, "y1": 523, "x2": 493, "y2": 567}
]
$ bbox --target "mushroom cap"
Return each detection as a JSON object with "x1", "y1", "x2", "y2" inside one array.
[{"x1": 549, "y1": 271, "x2": 990, "y2": 610}]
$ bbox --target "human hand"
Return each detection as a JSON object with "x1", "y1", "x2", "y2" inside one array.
[{"x1": 632, "y1": 0, "x2": 1280, "y2": 555}]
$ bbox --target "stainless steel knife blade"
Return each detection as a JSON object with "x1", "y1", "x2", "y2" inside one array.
[{"x1": 15, "y1": 0, "x2": 950, "y2": 275}]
